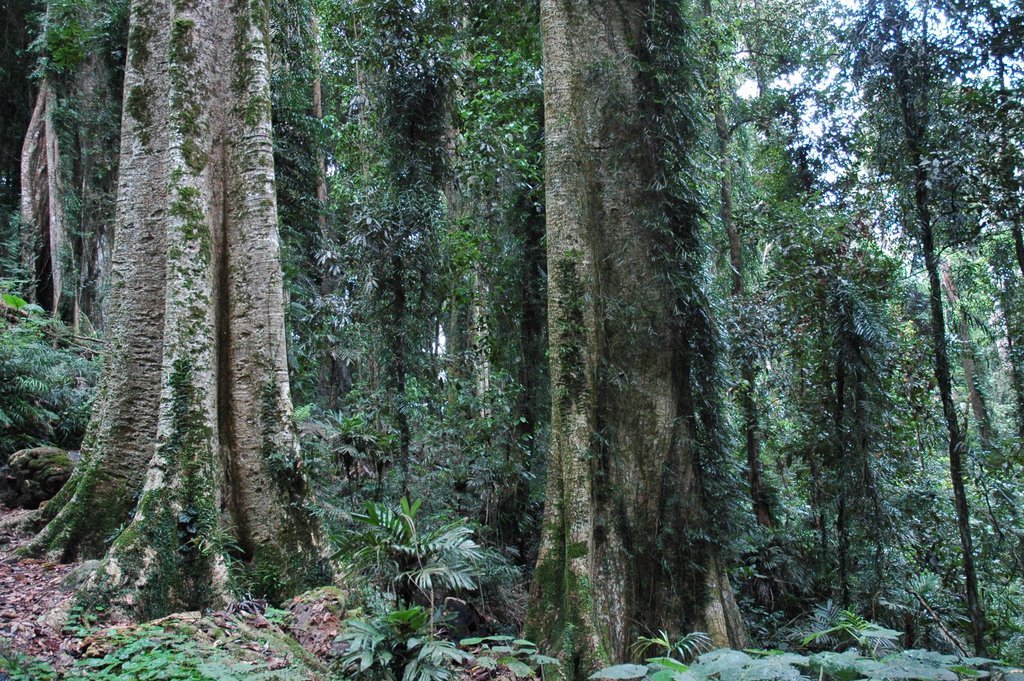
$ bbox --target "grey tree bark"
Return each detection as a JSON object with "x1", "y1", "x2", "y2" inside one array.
[
  {"x1": 19, "y1": 79, "x2": 68, "y2": 314},
  {"x1": 527, "y1": 0, "x2": 746, "y2": 675},
  {"x1": 27, "y1": 0, "x2": 322, "y2": 619},
  {"x1": 18, "y1": 0, "x2": 121, "y2": 331}
]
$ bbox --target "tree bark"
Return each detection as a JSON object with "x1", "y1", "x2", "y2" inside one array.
[
  {"x1": 19, "y1": 79, "x2": 67, "y2": 313},
  {"x1": 27, "y1": 0, "x2": 322, "y2": 619},
  {"x1": 888, "y1": 0, "x2": 986, "y2": 652},
  {"x1": 527, "y1": 0, "x2": 745, "y2": 674},
  {"x1": 940, "y1": 262, "x2": 993, "y2": 449}
]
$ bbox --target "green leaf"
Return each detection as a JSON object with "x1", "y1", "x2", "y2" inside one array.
[
  {"x1": 2, "y1": 292, "x2": 27, "y2": 309},
  {"x1": 591, "y1": 663, "x2": 651, "y2": 679},
  {"x1": 647, "y1": 657, "x2": 689, "y2": 672},
  {"x1": 507, "y1": 659, "x2": 534, "y2": 678}
]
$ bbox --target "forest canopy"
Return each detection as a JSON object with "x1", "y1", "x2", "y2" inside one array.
[{"x1": 0, "y1": 0, "x2": 1023, "y2": 679}]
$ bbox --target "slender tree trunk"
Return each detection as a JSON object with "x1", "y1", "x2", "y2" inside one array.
[
  {"x1": 999, "y1": 281, "x2": 1024, "y2": 442},
  {"x1": 27, "y1": 0, "x2": 322, "y2": 619},
  {"x1": 887, "y1": 0, "x2": 985, "y2": 651},
  {"x1": 919, "y1": 206, "x2": 985, "y2": 655},
  {"x1": 832, "y1": 352, "x2": 850, "y2": 605},
  {"x1": 19, "y1": 2, "x2": 122, "y2": 328},
  {"x1": 19, "y1": 84, "x2": 48, "y2": 301},
  {"x1": 19, "y1": 79, "x2": 67, "y2": 313},
  {"x1": 711, "y1": 58, "x2": 772, "y2": 529},
  {"x1": 527, "y1": 0, "x2": 745, "y2": 674},
  {"x1": 941, "y1": 262, "x2": 993, "y2": 448},
  {"x1": 72, "y1": 47, "x2": 121, "y2": 333},
  {"x1": 995, "y1": 57, "x2": 1024, "y2": 282},
  {"x1": 42, "y1": 84, "x2": 67, "y2": 315}
]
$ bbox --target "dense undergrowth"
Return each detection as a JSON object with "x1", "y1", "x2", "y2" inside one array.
[{"x1": 0, "y1": 287, "x2": 99, "y2": 464}]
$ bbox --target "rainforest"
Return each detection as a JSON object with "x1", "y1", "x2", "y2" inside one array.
[{"x1": 0, "y1": 0, "x2": 1023, "y2": 679}]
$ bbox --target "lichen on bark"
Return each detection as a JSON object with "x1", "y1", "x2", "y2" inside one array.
[
  {"x1": 25, "y1": 0, "x2": 325, "y2": 619},
  {"x1": 527, "y1": 0, "x2": 746, "y2": 676}
]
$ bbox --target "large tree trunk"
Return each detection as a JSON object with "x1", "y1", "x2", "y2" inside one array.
[
  {"x1": 27, "y1": 0, "x2": 322, "y2": 619},
  {"x1": 527, "y1": 0, "x2": 745, "y2": 674}
]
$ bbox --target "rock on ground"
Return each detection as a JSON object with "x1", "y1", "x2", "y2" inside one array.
[{"x1": 0, "y1": 447, "x2": 74, "y2": 509}]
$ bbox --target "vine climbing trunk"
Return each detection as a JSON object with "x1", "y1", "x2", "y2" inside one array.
[
  {"x1": 27, "y1": 0, "x2": 322, "y2": 619},
  {"x1": 527, "y1": 0, "x2": 746, "y2": 676}
]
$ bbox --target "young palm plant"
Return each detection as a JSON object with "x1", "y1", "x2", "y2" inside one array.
[
  {"x1": 341, "y1": 605, "x2": 469, "y2": 681},
  {"x1": 339, "y1": 497, "x2": 485, "y2": 607}
]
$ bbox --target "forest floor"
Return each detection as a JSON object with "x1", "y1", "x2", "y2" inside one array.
[
  {"x1": 0, "y1": 505, "x2": 499, "y2": 680},
  {"x1": 0, "y1": 507, "x2": 83, "y2": 669},
  {"x1": 0, "y1": 505, "x2": 343, "y2": 678}
]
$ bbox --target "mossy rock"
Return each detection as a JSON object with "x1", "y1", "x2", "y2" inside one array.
[{"x1": 0, "y1": 447, "x2": 74, "y2": 510}]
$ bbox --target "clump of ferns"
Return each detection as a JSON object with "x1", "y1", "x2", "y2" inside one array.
[
  {"x1": 630, "y1": 631, "x2": 714, "y2": 665},
  {"x1": 737, "y1": 529, "x2": 816, "y2": 613},
  {"x1": 791, "y1": 601, "x2": 901, "y2": 657}
]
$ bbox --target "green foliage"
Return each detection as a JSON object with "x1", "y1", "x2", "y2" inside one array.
[
  {"x1": 592, "y1": 647, "x2": 1014, "y2": 681},
  {"x1": 797, "y1": 602, "x2": 901, "y2": 655},
  {"x1": 338, "y1": 497, "x2": 485, "y2": 604},
  {"x1": 460, "y1": 635, "x2": 561, "y2": 679},
  {"x1": 0, "y1": 287, "x2": 99, "y2": 462},
  {"x1": 74, "y1": 631, "x2": 307, "y2": 680},
  {"x1": 0, "y1": 643, "x2": 59, "y2": 681},
  {"x1": 340, "y1": 605, "x2": 469, "y2": 681},
  {"x1": 631, "y1": 632, "x2": 714, "y2": 664}
]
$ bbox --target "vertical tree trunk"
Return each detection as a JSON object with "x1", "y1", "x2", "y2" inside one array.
[
  {"x1": 19, "y1": 1, "x2": 123, "y2": 329},
  {"x1": 19, "y1": 80, "x2": 67, "y2": 313},
  {"x1": 887, "y1": 0, "x2": 986, "y2": 652},
  {"x1": 27, "y1": 0, "x2": 322, "y2": 619},
  {"x1": 42, "y1": 85, "x2": 67, "y2": 315},
  {"x1": 527, "y1": 0, "x2": 745, "y2": 674},
  {"x1": 999, "y1": 282, "x2": 1024, "y2": 442},
  {"x1": 832, "y1": 352, "x2": 850, "y2": 605},
  {"x1": 19, "y1": 85, "x2": 48, "y2": 301},
  {"x1": 940, "y1": 262, "x2": 993, "y2": 448},
  {"x1": 919, "y1": 206, "x2": 985, "y2": 655},
  {"x1": 710, "y1": 43, "x2": 773, "y2": 529}
]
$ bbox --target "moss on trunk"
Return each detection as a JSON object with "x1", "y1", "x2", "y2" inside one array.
[
  {"x1": 25, "y1": 0, "x2": 326, "y2": 619},
  {"x1": 528, "y1": 0, "x2": 746, "y2": 675}
]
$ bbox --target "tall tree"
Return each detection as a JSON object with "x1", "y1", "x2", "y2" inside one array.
[
  {"x1": 17, "y1": 0, "x2": 126, "y2": 328},
  {"x1": 705, "y1": 0, "x2": 774, "y2": 529},
  {"x1": 852, "y1": 0, "x2": 987, "y2": 653},
  {"x1": 26, "y1": 0, "x2": 322, "y2": 618},
  {"x1": 527, "y1": 0, "x2": 746, "y2": 674}
]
